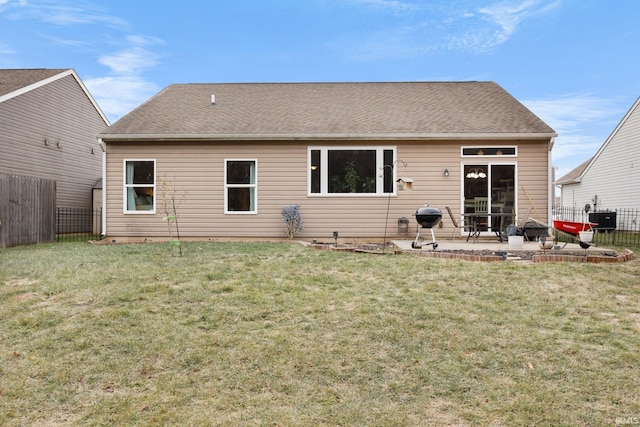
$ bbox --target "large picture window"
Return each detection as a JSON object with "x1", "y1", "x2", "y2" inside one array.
[
  {"x1": 124, "y1": 160, "x2": 155, "y2": 213},
  {"x1": 225, "y1": 160, "x2": 257, "y2": 213},
  {"x1": 309, "y1": 147, "x2": 395, "y2": 196}
]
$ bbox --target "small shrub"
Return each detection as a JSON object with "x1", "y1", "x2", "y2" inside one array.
[{"x1": 282, "y1": 205, "x2": 304, "y2": 239}]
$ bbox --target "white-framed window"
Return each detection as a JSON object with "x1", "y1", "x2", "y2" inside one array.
[
  {"x1": 225, "y1": 159, "x2": 257, "y2": 214},
  {"x1": 124, "y1": 159, "x2": 156, "y2": 214},
  {"x1": 461, "y1": 146, "x2": 517, "y2": 157},
  {"x1": 308, "y1": 147, "x2": 396, "y2": 196}
]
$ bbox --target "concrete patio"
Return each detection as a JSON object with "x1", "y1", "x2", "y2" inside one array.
[
  {"x1": 391, "y1": 238, "x2": 603, "y2": 253},
  {"x1": 388, "y1": 236, "x2": 631, "y2": 262}
]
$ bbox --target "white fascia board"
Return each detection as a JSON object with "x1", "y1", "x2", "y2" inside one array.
[
  {"x1": 0, "y1": 69, "x2": 72, "y2": 103},
  {"x1": 100, "y1": 132, "x2": 557, "y2": 142},
  {"x1": 581, "y1": 96, "x2": 640, "y2": 179},
  {"x1": 0, "y1": 68, "x2": 111, "y2": 126},
  {"x1": 555, "y1": 177, "x2": 582, "y2": 186}
]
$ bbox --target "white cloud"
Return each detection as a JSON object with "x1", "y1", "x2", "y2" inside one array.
[
  {"x1": 0, "y1": 0, "x2": 125, "y2": 26},
  {"x1": 41, "y1": 34, "x2": 89, "y2": 47},
  {"x1": 84, "y1": 75, "x2": 159, "y2": 122},
  {"x1": 40, "y1": 6, "x2": 125, "y2": 26},
  {"x1": 89, "y1": 36, "x2": 164, "y2": 120},
  {"x1": 349, "y1": 0, "x2": 419, "y2": 13},
  {"x1": 521, "y1": 94, "x2": 624, "y2": 178},
  {"x1": 45, "y1": 2, "x2": 124, "y2": 26},
  {"x1": 523, "y1": 95, "x2": 616, "y2": 135},
  {"x1": 477, "y1": 0, "x2": 560, "y2": 46},
  {"x1": 0, "y1": 0, "x2": 26, "y2": 10},
  {"x1": 0, "y1": 1, "x2": 162, "y2": 121},
  {"x1": 447, "y1": 0, "x2": 561, "y2": 51},
  {"x1": 477, "y1": 0, "x2": 543, "y2": 44},
  {"x1": 98, "y1": 46, "x2": 160, "y2": 75},
  {"x1": 342, "y1": 0, "x2": 561, "y2": 59}
]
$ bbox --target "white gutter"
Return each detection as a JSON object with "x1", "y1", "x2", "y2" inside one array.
[
  {"x1": 98, "y1": 138, "x2": 107, "y2": 237},
  {"x1": 548, "y1": 143, "x2": 553, "y2": 221},
  {"x1": 99, "y1": 132, "x2": 558, "y2": 142}
]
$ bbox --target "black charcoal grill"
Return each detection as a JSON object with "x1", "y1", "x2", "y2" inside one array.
[{"x1": 411, "y1": 205, "x2": 442, "y2": 249}]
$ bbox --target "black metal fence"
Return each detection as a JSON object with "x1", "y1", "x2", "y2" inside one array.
[
  {"x1": 56, "y1": 207, "x2": 102, "y2": 242},
  {"x1": 553, "y1": 206, "x2": 640, "y2": 246}
]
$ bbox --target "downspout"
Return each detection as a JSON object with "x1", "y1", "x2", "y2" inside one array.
[
  {"x1": 98, "y1": 138, "x2": 107, "y2": 237},
  {"x1": 548, "y1": 137, "x2": 555, "y2": 224}
]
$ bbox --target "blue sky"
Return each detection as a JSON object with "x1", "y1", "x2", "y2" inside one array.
[{"x1": 1, "y1": 0, "x2": 639, "y2": 179}]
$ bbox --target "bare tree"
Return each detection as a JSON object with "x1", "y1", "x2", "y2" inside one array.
[{"x1": 158, "y1": 174, "x2": 186, "y2": 256}]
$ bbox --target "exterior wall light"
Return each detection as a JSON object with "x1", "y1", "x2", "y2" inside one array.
[{"x1": 443, "y1": 168, "x2": 449, "y2": 177}]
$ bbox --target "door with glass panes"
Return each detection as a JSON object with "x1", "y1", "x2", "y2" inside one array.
[{"x1": 463, "y1": 163, "x2": 515, "y2": 235}]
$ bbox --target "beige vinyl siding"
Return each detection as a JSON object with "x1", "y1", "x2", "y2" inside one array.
[
  {"x1": 513, "y1": 142, "x2": 551, "y2": 224},
  {"x1": 104, "y1": 138, "x2": 550, "y2": 240},
  {"x1": 399, "y1": 141, "x2": 549, "y2": 232},
  {"x1": 0, "y1": 74, "x2": 106, "y2": 207}
]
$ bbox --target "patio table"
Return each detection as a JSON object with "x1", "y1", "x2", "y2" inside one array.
[{"x1": 463, "y1": 212, "x2": 514, "y2": 243}]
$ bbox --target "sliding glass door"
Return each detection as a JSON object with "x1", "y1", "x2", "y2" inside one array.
[{"x1": 463, "y1": 164, "x2": 515, "y2": 232}]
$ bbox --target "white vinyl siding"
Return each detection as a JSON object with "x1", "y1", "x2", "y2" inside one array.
[{"x1": 559, "y1": 99, "x2": 640, "y2": 210}]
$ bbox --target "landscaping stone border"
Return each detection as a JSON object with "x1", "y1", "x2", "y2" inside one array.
[{"x1": 306, "y1": 242, "x2": 634, "y2": 263}]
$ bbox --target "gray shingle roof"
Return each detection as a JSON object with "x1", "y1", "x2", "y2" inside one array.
[
  {"x1": 556, "y1": 157, "x2": 592, "y2": 185},
  {"x1": 0, "y1": 69, "x2": 69, "y2": 98},
  {"x1": 100, "y1": 82, "x2": 556, "y2": 140}
]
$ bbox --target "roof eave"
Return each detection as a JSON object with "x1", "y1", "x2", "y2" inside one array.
[
  {"x1": 555, "y1": 177, "x2": 582, "y2": 186},
  {"x1": 0, "y1": 68, "x2": 111, "y2": 126},
  {"x1": 99, "y1": 132, "x2": 557, "y2": 142}
]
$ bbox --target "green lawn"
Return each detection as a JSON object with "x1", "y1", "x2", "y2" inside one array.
[{"x1": 1, "y1": 241, "x2": 639, "y2": 426}]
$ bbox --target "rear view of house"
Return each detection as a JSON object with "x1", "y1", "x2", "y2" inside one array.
[
  {"x1": 0, "y1": 69, "x2": 109, "y2": 246},
  {"x1": 98, "y1": 81, "x2": 556, "y2": 242}
]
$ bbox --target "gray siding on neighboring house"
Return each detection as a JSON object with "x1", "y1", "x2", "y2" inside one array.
[
  {"x1": 104, "y1": 139, "x2": 550, "y2": 241},
  {"x1": 0, "y1": 71, "x2": 108, "y2": 208},
  {"x1": 558, "y1": 97, "x2": 640, "y2": 210}
]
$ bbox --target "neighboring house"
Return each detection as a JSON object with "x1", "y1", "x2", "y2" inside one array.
[
  {"x1": 98, "y1": 82, "x2": 556, "y2": 241},
  {"x1": 556, "y1": 96, "x2": 640, "y2": 211},
  {"x1": 0, "y1": 68, "x2": 109, "y2": 208}
]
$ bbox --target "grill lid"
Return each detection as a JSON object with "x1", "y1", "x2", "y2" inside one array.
[{"x1": 415, "y1": 206, "x2": 442, "y2": 228}]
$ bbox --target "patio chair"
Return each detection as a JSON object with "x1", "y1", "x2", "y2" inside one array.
[
  {"x1": 474, "y1": 197, "x2": 489, "y2": 232},
  {"x1": 465, "y1": 197, "x2": 489, "y2": 242},
  {"x1": 445, "y1": 206, "x2": 461, "y2": 242}
]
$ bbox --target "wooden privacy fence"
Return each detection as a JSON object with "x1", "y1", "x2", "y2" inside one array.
[{"x1": 0, "y1": 174, "x2": 56, "y2": 248}]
